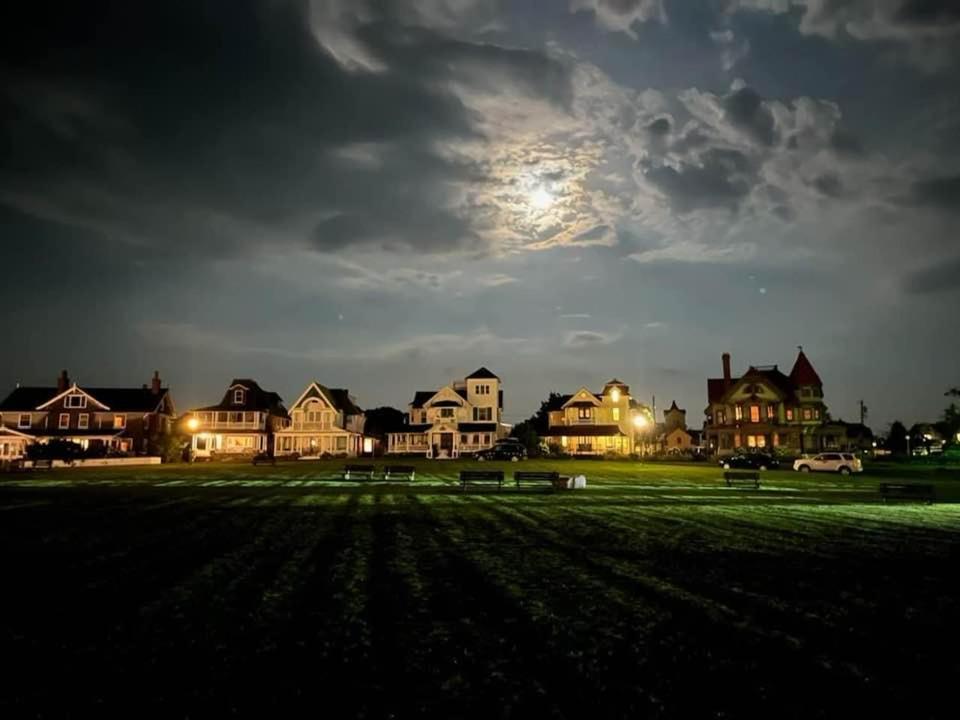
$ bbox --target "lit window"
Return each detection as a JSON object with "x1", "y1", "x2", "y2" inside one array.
[
  {"x1": 786, "y1": 409, "x2": 794, "y2": 421},
  {"x1": 750, "y1": 405, "x2": 760, "y2": 423},
  {"x1": 113, "y1": 415, "x2": 126, "y2": 429},
  {"x1": 233, "y1": 388, "x2": 245, "y2": 404},
  {"x1": 612, "y1": 407, "x2": 620, "y2": 421},
  {"x1": 59, "y1": 413, "x2": 69, "y2": 429},
  {"x1": 735, "y1": 405, "x2": 743, "y2": 421},
  {"x1": 18, "y1": 414, "x2": 30, "y2": 428},
  {"x1": 578, "y1": 407, "x2": 592, "y2": 420},
  {"x1": 561, "y1": 436, "x2": 568, "y2": 447},
  {"x1": 747, "y1": 435, "x2": 757, "y2": 448},
  {"x1": 78, "y1": 414, "x2": 89, "y2": 429},
  {"x1": 803, "y1": 408, "x2": 812, "y2": 421},
  {"x1": 767, "y1": 405, "x2": 775, "y2": 420},
  {"x1": 814, "y1": 408, "x2": 821, "y2": 420}
]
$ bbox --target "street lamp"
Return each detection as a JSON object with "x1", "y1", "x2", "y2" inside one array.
[
  {"x1": 186, "y1": 417, "x2": 200, "y2": 432},
  {"x1": 632, "y1": 412, "x2": 648, "y2": 456}
]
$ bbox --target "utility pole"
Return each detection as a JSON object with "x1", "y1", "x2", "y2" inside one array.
[{"x1": 859, "y1": 400, "x2": 867, "y2": 426}]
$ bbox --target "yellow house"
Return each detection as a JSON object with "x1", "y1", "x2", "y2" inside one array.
[
  {"x1": 275, "y1": 382, "x2": 367, "y2": 458},
  {"x1": 540, "y1": 380, "x2": 649, "y2": 456}
]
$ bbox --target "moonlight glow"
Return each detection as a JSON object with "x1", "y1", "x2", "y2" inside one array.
[{"x1": 530, "y1": 186, "x2": 553, "y2": 210}]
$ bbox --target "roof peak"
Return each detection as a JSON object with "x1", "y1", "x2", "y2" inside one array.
[
  {"x1": 466, "y1": 366, "x2": 499, "y2": 380},
  {"x1": 789, "y1": 348, "x2": 823, "y2": 386}
]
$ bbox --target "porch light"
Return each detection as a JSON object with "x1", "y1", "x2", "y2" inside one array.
[
  {"x1": 186, "y1": 417, "x2": 200, "y2": 432},
  {"x1": 633, "y1": 414, "x2": 648, "y2": 429}
]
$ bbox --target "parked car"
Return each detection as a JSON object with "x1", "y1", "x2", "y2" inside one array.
[
  {"x1": 793, "y1": 453, "x2": 862, "y2": 475},
  {"x1": 474, "y1": 439, "x2": 527, "y2": 462},
  {"x1": 718, "y1": 453, "x2": 779, "y2": 471}
]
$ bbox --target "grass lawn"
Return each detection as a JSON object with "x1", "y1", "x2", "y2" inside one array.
[{"x1": 2, "y1": 459, "x2": 958, "y2": 717}]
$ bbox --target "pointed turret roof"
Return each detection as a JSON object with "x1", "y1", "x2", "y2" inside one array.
[
  {"x1": 466, "y1": 367, "x2": 499, "y2": 380},
  {"x1": 789, "y1": 348, "x2": 823, "y2": 386}
]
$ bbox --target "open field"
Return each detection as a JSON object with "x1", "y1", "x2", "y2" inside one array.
[{"x1": 2, "y1": 460, "x2": 959, "y2": 717}]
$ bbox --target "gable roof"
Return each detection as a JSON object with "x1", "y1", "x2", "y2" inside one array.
[
  {"x1": 0, "y1": 385, "x2": 170, "y2": 413},
  {"x1": 194, "y1": 379, "x2": 287, "y2": 416},
  {"x1": 466, "y1": 367, "x2": 499, "y2": 380},
  {"x1": 563, "y1": 387, "x2": 601, "y2": 408},
  {"x1": 290, "y1": 382, "x2": 363, "y2": 415},
  {"x1": 789, "y1": 349, "x2": 823, "y2": 386}
]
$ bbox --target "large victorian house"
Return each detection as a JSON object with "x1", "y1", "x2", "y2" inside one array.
[
  {"x1": 184, "y1": 379, "x2": 289, "y2": 458},
  {"x1": 540, "y1": 380, "x2": 649, "y2": 456},
  {"x1": 704, "y1": 349, "x2": 827, "y2": 456},
  {"x1": 275, "y1": 382, "x2": 367, "y2": 457},
  {"x1": 387, "y1": 368, "x2": 507, "y2": 458},
  {"x1": 0, "y1": 370, "x2": 175, "y2": 459}
]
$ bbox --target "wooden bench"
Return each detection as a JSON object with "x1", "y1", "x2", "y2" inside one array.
[
  {"x1": 724, "y1": 470, "x2": 760, "y2": 489},
  {"x1": 460, "y1": 470, "x2": 504, "y2": 491},
  {"x1": 384, "y1": 465, "x2": 415, "y2": 482},
  {"x1": 879, "y1": 483, "x2": 935, "y2": 504},
  {"x1": 343, "y1": 464, "x2": 376, "y2": 481},
  {"x1": 514, "y1": 471, "x2": 560, "y2": 489}
]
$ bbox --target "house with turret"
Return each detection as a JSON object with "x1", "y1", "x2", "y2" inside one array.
[{"x1": 704, "y1": 348, "x2": 828, "y2": 456}]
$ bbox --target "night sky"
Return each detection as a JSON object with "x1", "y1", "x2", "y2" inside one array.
[{"x1": 1, "y1": 1, "x2": 958, "y2": 428}]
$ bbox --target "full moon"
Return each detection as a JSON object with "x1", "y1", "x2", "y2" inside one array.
[{"x1": 530, "y1": 186, "x2": 553, "y2": 210}]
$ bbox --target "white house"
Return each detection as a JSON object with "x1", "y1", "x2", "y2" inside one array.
[
  {"x1": 274, "y1": 382, "x2": 367, "y2": 458},
  {"x1": 387, "y1": 367, "x2": 508, "y2": 458}
]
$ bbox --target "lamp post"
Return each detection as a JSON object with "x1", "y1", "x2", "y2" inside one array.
[{"x1": 632, "y1": 412, "x2": 648, "y2": 457}]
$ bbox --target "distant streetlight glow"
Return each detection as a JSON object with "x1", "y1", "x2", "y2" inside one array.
[
  {"x1": 633, "y1": 414, "x2": 648, "y2": 429},
  {"x1": 186, "y1": 417, "x2": 200, "y2": 432}
]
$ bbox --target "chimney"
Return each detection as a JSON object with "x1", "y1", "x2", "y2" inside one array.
[
  {"x1": 722, "y1": 353, "x2": 732, "y2": 386},
  {"x1": 151, "y1": 370, "x2": 162, "y2": 395},
  {"x1": 57, "y1": 370, "x2": 70, "y2": 393}
]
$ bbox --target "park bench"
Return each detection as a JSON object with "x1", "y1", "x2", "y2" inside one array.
[
  {"x1": 879, "y1": 483, "x2": 935, "y2": 504},
  {"x1": 460, "y1": 469, "x2": 504, "y2": 491},
  {"x1": 343, "y1": 464, "x2": 377, "y2": 481},
  {"x1": 384, "y1": 465, "x2": 416, "y2": 482},
  {"x1": 514, "y1": 470, "x2": 561, "y2": 489},
  {"x1": 724, "y1": 470, "x2": 760, "y2": 489},
  {"x1": 251, "y1": 453, "x2": 276, "y2": 466}
]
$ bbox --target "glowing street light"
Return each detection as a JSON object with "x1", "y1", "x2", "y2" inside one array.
[{"x1": 186, "y1": 417, "x2": 200, "y2": 432}]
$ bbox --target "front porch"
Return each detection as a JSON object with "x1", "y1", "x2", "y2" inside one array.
[
  {"x1": 191, "y1": 432, "x2": 267, "y2": 457},
  {"x1": 275, "y1": 431, "x2": 362, "y2": 457},
  {"x1": 388, "y1": 427, "x2": 497, "y2": 458}
]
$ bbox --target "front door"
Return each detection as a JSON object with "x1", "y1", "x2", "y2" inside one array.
[{"x1": 440, "y1": 432, "x2": 454, "y2": 457}]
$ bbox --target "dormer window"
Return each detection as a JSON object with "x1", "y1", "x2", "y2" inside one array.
[
  {"x1": 65, "y1": 394, "x2": 86, "y2": 409},
  {"x1": 233, "y1": 388, "x2": 245, "y2": 405}
]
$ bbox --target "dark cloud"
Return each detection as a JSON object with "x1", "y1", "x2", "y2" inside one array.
[
  {"x1": 646, "y1": 116, "x2": 672, "y2": 135},
  {"x1": 0, "y1": 0, "x2": 571, "y2": 257},
  {"x1": 644, "y1": 148, "x2": 755, "y2": 212},
  {"x1": 722, "y1": 87, "x2": 776, "y2": 147},
  {"x1": 812, "y1": 173, "x2": 843, "y2": 197},
  {"x1": 907, "y1": 175, "x2": 960, "y2": 212},
  {"x1": 894, "y1": 0, "x2": 960, "y2": 26},
  {"x1": 830, "y1": 129, "x2": 865, "y2": 156},
  {"x1": 903, "y1": 256, "x2": 960, "y2": 294}
]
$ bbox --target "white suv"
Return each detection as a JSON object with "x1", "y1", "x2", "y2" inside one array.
[{"x1": 793, "y1": 453, "x2": 863, "y2": 475}]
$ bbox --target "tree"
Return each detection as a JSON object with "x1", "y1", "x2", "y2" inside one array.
[
  {"x1": 887, "y1": 421, "x2": 908, "y2": 455},
  {"x1": 532, "y1": 392, "x2": 564, "y2": 435},
  {"x1": 510, "y1": 419, "x2": 540, "y2": 457},
  {"x1": 363, "y1": 406, "x2": 407, "y2": 438},
  {"x1": 943, "y1": 387, "x2": 960, "y2": 443}
]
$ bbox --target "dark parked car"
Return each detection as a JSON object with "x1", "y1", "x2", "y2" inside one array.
[
  {"x1": 474, "y1": 439, "x2": 527, "y2": 462},
  {"x1": 718, "y1": 453, "x2": 779, "y2": 471}
]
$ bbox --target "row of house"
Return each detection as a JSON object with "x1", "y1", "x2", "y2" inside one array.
[{"x1": 0, "y1": 350, "x2": 869, "y2": 461}]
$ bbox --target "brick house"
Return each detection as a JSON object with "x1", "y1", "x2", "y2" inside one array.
[
  {"x1": 704, "y1": 349, "x2": 827, "y2": 456},
  {"x1": 0, "y1": 370, "x2": 175, "y2": 459}
]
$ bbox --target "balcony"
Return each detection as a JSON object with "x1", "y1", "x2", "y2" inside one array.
[{"x1": 289, "y1": 421, "x2": 336, "y2": 431}]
